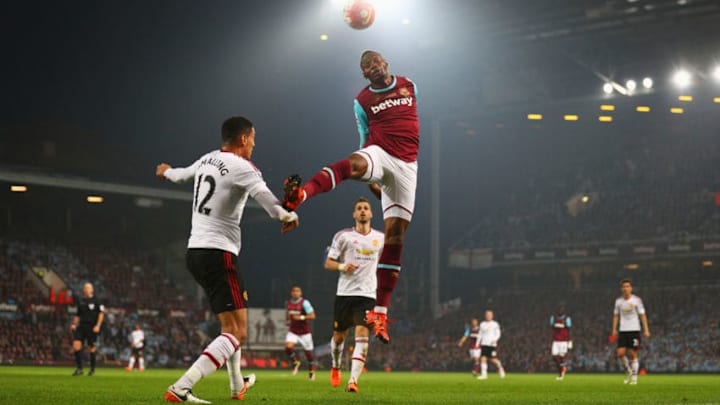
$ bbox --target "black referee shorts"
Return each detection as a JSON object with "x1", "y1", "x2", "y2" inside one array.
[
  {"x1": 333, "y1": 296, "x2": 375, "y2": 332},
  {"x1": 186, "y1": 248, "x2": 247, "y2": 314},
  {"x1": 73, "y1": 325, "x2": 99, "y2": 346}
]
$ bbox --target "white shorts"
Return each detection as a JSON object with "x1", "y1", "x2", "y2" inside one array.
[
  {"x1": 285, "y1": 332, "x2": 314, "y2": 351},
  {"x1": 469, "y1": 348, "x2": 481, "y2": 359},
  {"x1": 355, "y1": 145, "x2": 418, "y2": 222},
  {"x1": 551, "y1": 341, "x2": 569, "y2": 356}
]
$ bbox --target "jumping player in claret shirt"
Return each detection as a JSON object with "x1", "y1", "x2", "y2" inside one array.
[{"x1": 283, "y1": 50, "x2": 419, "y2": 345}]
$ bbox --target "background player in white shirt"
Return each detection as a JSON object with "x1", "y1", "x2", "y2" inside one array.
[
  {"x1": 611, "y1": 279, "x2": 650, "y2": 385},
  {"x1": 156, "y1": 116, "x2": 299, "y2": 403},
  {"x1": 477, "y1": 310, "x2": 506, "y2": 380},
  {"x1": 125, "y1": 323, "x2": 145, "y2": 372},
  {"x1": 325, "y1": 197, "x2": 384, "y2": 394}
]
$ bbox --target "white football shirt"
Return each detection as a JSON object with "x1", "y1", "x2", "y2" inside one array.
[
  {"x1": 479, "y1": 320, "x2": 501, "y2": 347},
  {"x1": 130, "y1": 329, "x2": 145, "y2": 349},
  {"x1": 327, "y1": 227, "x2": 384, "y2": 299},
  {"x1": 163, "y1": 150, "x2": 271, "y2": 254},
  {"x1": 614, "y1": 294, "x2": 646, "y2": 332}
]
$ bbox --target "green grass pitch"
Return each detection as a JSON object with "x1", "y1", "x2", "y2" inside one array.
[{"x1": 0, "y1": 366, "x2": 718, "y2": 404}]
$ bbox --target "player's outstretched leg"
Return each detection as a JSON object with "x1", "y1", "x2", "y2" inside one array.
[{"x1": 282, "y1": 160, "x2": 353, "y2": 211}]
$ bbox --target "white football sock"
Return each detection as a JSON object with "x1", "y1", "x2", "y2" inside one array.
[
  {"x1": 621, "y1": 356, "x2": 631, "y2": 372},
  {"x1": 631, "y1": 359, "x2": 639, "y2": 376},
  {"x1": 138, "y1": 357, "x2": 145, "y2": 370},
  {"x1": 331, "y1": 338, "x2": 344, "y2": 369},
  {"x1": 372, "y1": 306, "x2": 388, "y2": 314},
  {"x1": 481, "y1": 362, "x2": 488, "y2": 377},
  {"x1": 227, "y1": 348, "x2": 244, "y2": 395},
  {"x1": 175, "y1": 333, "x2": 239, "y2": 391},
  {"x1": 128, "y1": 357, "x2": 135, "y2": 369},
  {"x1": 349, "y1": 337, "x2": 369, "y2": 384}
]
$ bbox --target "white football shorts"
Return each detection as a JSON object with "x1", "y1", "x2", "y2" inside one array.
[
  {"x1": 551, "y1": 341, "x2": 569, "y2": 356},
  {"x1": 285, "y1": 332, "x2": 314, "y2": 351},
  {"x1": 354, "y1": 145, "x2": 418, "y2": 222}
]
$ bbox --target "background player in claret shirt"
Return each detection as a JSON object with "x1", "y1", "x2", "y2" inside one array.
[
  {"x1": 325, "y1": 197, "x2": 384, "y2": 393},
  {"x1": 477, "y1": 310, "x2": 506, "y2": 380},
  {"x1": 550, "y1": 305, "x2": 572, "y2": 380},
  {"x1": 156, "y1": 116, "x2": 299, "y2": 403},
  {"x1": 457, "y1": 318, "x2": 482, "y2": 377},
  {"x1": 126, "y1": 323, "x2": 145, "y2": 372},
  {"x1": 285, "y1": 286, "x2": 317, "y2": 381},
  {"x1": 70, "y1": 282, "x2": 105, "y2": 376},
  {"x1": 283, "y1": 50, "x2": 419, "y2": 344},
  {"x1": 611, "y1": 279, "x2": 650, "y2": 385}
]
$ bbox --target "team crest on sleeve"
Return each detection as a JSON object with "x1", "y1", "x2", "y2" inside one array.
[{"x1": 399, "y1": 87, "x2": 410, "y2": 97}]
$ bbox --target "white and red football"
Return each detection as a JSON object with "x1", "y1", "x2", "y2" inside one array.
[{"x1": 343, "y1": 0, "x2": 375, "y2": 30}]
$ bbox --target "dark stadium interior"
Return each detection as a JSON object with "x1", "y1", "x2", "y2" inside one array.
[{"x1": 1, "y1": 0, "x2": 719, "y2": 379}]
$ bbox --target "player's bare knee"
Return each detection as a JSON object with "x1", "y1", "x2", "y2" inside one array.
[{"x1": 348, "y1": 154, "x2": 368, "y2": 178}]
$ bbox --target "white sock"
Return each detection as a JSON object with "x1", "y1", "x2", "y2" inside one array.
[
  {"x1": 331, "y1": 339, "x2": 344, "y2": 369},
  {"x1": 631, "y1": 359, "x2": 639, "y2": 376},
  {"x1": 138, "y1": 357, "x2": 145, "y2": 370},
  {"x1": 128, "y1": 357, "x2": 135, "y2": 369},
  {"x1": 227, "y1": 348, "x2": 244, "y2": 395},
  {"x1": 373, "y1": 306, "x2": 388, "y2": 314},
  {"x1": 496, "y1": 361, "x2": 504, "y2": 372},
  {"x1": 621, "y1": 356, "x2": 630, "y2": 372},
  {"x1": 481, "y1": 362, "x2": 488, "y2": 376},
  {"x1": 175, "y1": 333, "x2": 239, "y2": 391},
  {"x1": 349, "y1": 337, "x2": 369, "y2": 384}
]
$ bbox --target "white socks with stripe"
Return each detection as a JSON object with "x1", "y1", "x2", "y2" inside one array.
[
  {"x1": 349, "y1": 337, "x2": 369, "y2": 384},
  {"x1": 631, "y1": 359, "x2": 639, "y2": 376},
  {"x1": 227, "y1": 349, "x2": 244, "y2": 395},
  {"x1": 331, "y1": 338, "x2": 344, "y2": 369},
  {"x1": 175, "y1": 333, "x2": 239, "y2": 391},
  {"x1": 621, "y1": 356, "x2": 631, "y2": 372}
]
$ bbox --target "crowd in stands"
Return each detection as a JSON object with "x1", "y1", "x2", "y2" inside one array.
[
  {"x1": 0, "y1": 239, "x2": 209, "y2": 368},
  {"x1": 2, "y1": 237, "x2": 719, "y2": 373},
  {"x1": 455, "y1": 121, "x2": 720, "y2": 249},
  {"x1": 365, "y1": 281, "x2": 720, "y2": 373}
]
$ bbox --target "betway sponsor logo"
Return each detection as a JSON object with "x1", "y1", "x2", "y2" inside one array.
[{"x1": 370, "y1": 97, "x2": 413, "y2": 114}]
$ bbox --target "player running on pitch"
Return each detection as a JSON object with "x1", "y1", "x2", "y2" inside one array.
[{"x1": 326, "y1": 197, "x2": 384, "y2": 393}]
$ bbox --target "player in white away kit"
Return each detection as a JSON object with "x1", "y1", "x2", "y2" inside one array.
[
  {"x1": 477, "y1": 310, "x2": 506, "y2": 380},
  {"x1": 156, "y1": 116, "x2": 299, "y2": 403},
  {"x1": 325, "y1": 197, "x2": 384, "y2": 394},
  {"x1": 126, "y1": 323, "x2": 145, "y2": 372},
  {"x1": 611, "y1": 279, "x2": 650, "y2": 385}
]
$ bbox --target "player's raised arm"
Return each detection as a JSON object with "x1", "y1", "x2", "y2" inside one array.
[
  {"x1": 249, "y1": 185, "x2": 299, "y2": 229},
  {"x1": 156, "y1": 158, "x2": 201, "y2": 183}
]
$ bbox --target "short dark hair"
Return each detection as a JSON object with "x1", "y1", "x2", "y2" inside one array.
[
  {"x1": 221, "y1": 116, "x2": 254, "y2": 145},
  {"x1": 355, "y1": 196, "x2": 370, "y2": 207},
  {"x1": 620, "y1": 278, "x2": 632, "y2": 286},
  {"x1": 360, "y1": 50, "x2": 381, "y2": 66}
]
